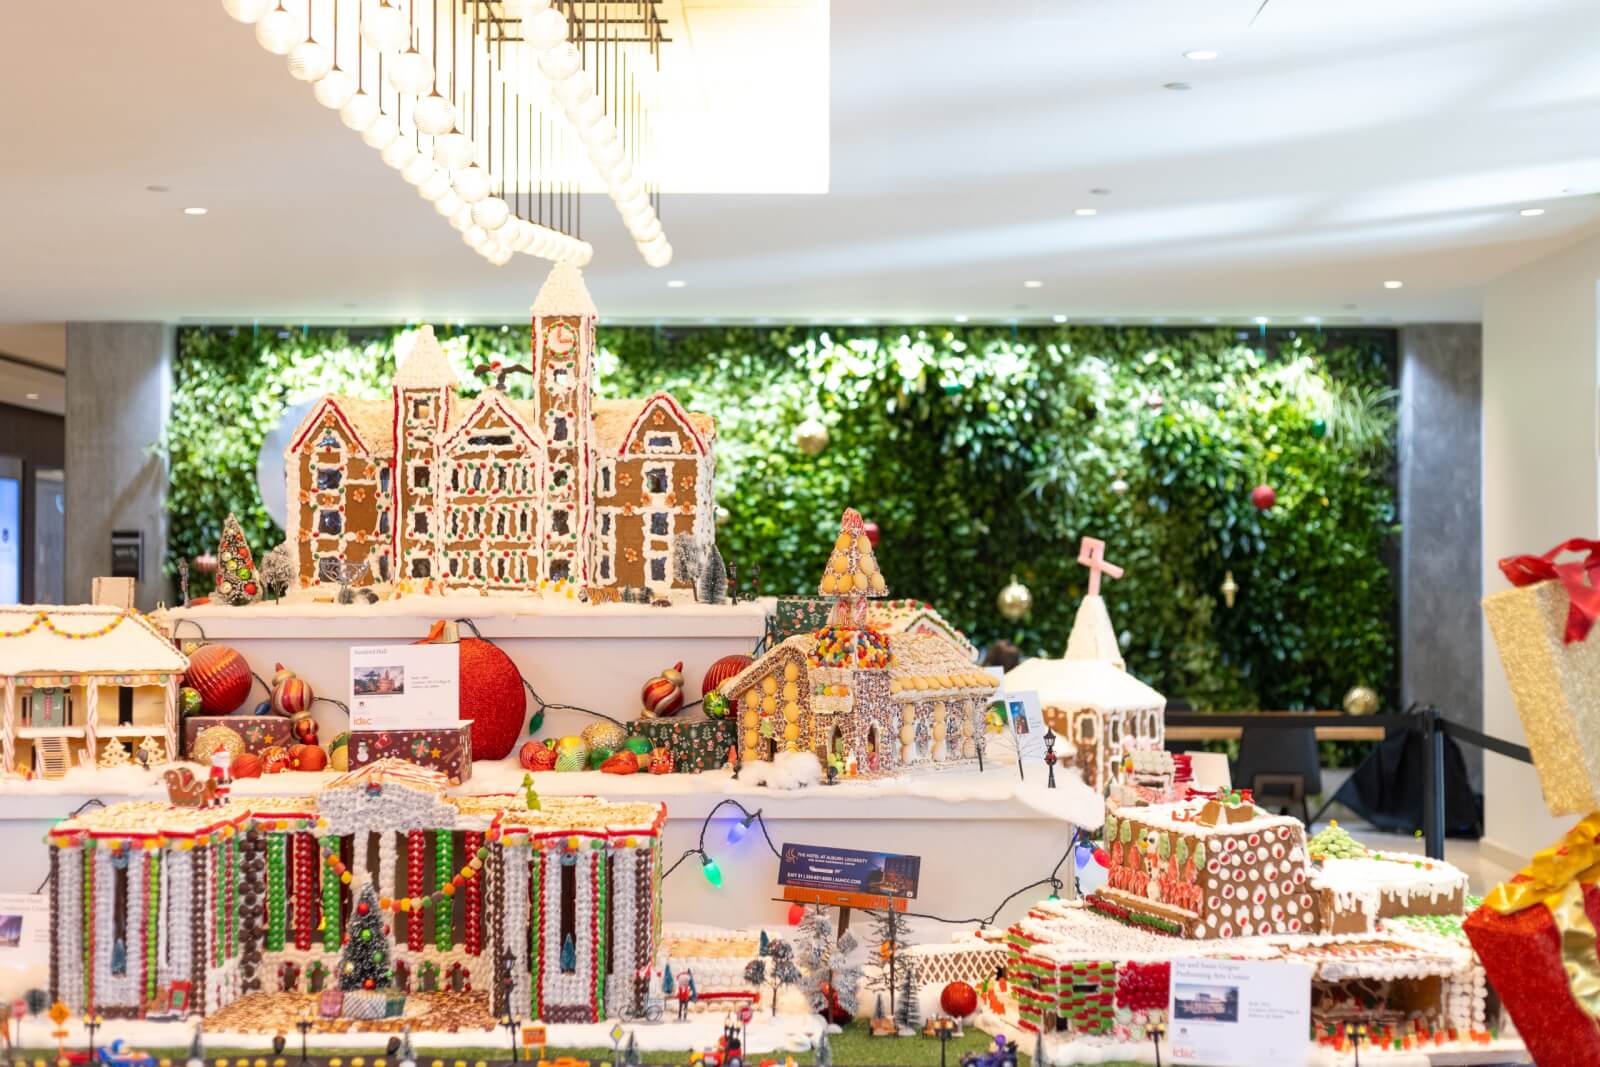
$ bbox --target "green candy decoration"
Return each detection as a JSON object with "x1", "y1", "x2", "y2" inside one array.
[
  {"x1": 1193, "y1": 841, "x2": 1206, "y2": 866},
  {"x1": 702, "y1": 691, "x2": 731, "y2": 720},
  {"x1": 1119, "y1": 821, "x2": 1132, "y2": 844},
  {"x1": 1176, "y1": 838, "x2": 1189, "y2": 866},
  {"x1": 587, "y1": 746, "x2": 614, "y2": 770},
  {"x1": 1104, "y1": 814, "x2": 1118, "y2": 843},
  {"x1": 1156, "y1": 832, "x2": 1170, "y2": 861}
]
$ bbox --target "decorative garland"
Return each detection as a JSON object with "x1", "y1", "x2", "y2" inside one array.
[
  {"x1": 323, "y1": 825, "x2": 501, "y2": 916},
  {"x1": 0, "y1": 611, "x2": 127, "y2": 640}
]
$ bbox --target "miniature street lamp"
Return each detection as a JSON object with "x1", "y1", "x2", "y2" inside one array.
[
  {"x1": 82, "y1": 1013, "x2": 103, "y2": 1063},
  {"x1": 1351, "y1": 1022, "x2": 1369, "y2": 1067},
  {"x1": 1043, "y1": 727, "x2": 1058, "y2": 789},
  {"x1": 296, "y1": 1009, "x2": 314, "y2": 1066},
  {"x1": 1148, "y1": 1021, "x2": 1166, "y2": 1067},
  {"x1": 502, "y1": 1012, "x2": 521, "y2": 1064},
  {"x1": 930, "y1": 1017, "x2": 959, "y2": 1067}
]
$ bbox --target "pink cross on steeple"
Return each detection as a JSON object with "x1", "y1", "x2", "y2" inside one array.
[{"x1": 1076, "y1": 536, "x2": 1124, "y2": 597}]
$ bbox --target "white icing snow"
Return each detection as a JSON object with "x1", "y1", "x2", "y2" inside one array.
[{"x1": 531, "y1": 262, "x2": 598, "y2": 318}]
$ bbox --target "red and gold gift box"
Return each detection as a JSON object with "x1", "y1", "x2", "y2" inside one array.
[
  {"x1": 346, "y1": 724, "x2": 472, "y2": 784},
  {"x1": 1464, "y1": 813, "x2": 1600, "y2": 1067},
  {"x1": 1483, "y1": 539, "x2": 1600, "y2": 815}
]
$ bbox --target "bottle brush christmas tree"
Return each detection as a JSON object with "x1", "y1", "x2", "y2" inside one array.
[
  {"x1": 339, "y1": 880, "x2": 395, "y2": 993},
  {"x1": 213, "y1": 513, "x2": 262, "y2": 606}
]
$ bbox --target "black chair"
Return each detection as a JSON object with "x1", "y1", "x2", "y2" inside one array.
[{"x1": 1234, "y1": 724, "x2": 1321, "y2": 824}]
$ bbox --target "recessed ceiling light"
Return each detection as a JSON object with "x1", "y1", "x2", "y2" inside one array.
[
  {"x1": 1163, "y1": 81, "x2": 1192, "y2": 91},
  {"x1": 1252, "y1": 316, "x2": 1270, "y2": 325},
  {"x1": 1052, "y1": 314, "x2": 1068, "y2": 324},
  {"x1": 1023, "y1": 280, "x2": 1043, "y2": 289},
  {"x1": 1074, "y1": 207, "x2": 1098, "y2": 217},
  {"x1": 145, "y1": 184, "x2": 169, "y2": 193},
  {"x1": 954, "y1": 315, "x2": 970, "y2": 324},
  {"x1": 666, "y1": 279, "x2": 687, "y2": 288},
  {"x1": 1184, "y1": 50, "x2": 1219, "y2": 61},
  {"x1": 1520, "y1": 207, "x2": 1546, "y2": 217},
  {"x1": 24, "y1": 393, "x2": 40, "y2": 401},
  {"x1": 1383, "y1": 280, "x2": 1404, "y2": 290},
  {"x1": 183, "y1": 207, "x2": 208, "y2": 216},
  {"x1": 1089, "y1": 187, "x2": 1111, "y2": 196}
]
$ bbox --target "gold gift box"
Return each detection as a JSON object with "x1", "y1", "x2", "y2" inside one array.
[{"x1": 1484, "y1": 580, "x2": 1600, "y2": 815}]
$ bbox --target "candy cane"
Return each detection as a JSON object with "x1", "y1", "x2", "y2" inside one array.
[
  {"x1": 1, "y1": 677, "x2": 15, "y2": 773},
  {"x1": 83, "y1": 682, "x2": 98, "y2": 767}
]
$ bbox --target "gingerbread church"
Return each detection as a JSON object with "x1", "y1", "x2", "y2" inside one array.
[{"x1": 284, "y1": 265, "x2": 717, "y2": 598}]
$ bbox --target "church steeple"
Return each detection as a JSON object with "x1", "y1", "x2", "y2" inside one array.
[
  {"x1": 530, "y1": 263, "x2": 598, "y2": 588},
  {"x1": 393, "y1": 326, "x2": 455, "y2": 584}
]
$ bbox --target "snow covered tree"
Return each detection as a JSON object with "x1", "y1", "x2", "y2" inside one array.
[
  {"x1": 338, "y1": 880, "x2": 395, "y2": 991},
  {"x1": 623, "y1": 1030, "x2": 639, "y2": 1067},
  {"x1": 815, "y1": 1028, "x2": 833, "y2": 1067},
  {"x1": 895, "y1": 960, "x2": 921, "y2": 1033},
  {"x1": 868, "y1": 908, "x2": 910, "y2": 1021},
  {"x1": 1032, "y1": 1026, "x2": 1046, "y2": 1067},
  {"x1": 260, "y1": 541, "x2": 297, "y2": 601},
  {"x1": 744, "y1": 939, "x2": 801, "y2": 1016},
  {"x1": 758, "y1": 929, "x2": 771, "y2": 956},
  {"x1": 661, "y1": 963, "x2": 675, "y2": 996},
  {"x1": 795, "y1": 906, "x2": 862, "y2": 1021}
]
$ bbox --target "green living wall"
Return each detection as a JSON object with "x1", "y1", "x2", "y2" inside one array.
[{"x1": 166, "y1": 322, "x2": 1397, "y2": 713}]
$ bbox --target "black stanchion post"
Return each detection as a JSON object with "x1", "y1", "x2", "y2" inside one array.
[{"x1": 1422, "y1": 708, "x2": 1446, "y2": 861}]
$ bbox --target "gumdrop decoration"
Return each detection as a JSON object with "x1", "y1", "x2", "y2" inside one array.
[{"x1": 213, "y1": 514, "x2": 262, "y2": 606}]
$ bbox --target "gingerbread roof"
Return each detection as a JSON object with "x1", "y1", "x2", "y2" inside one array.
[
  {"x1": 594, "y1": 396, "x2": 716, "y2": 453},
  {"x1": 531, "y1": 262, "x2": 598, "y2": 318},
  {"x1": 0, "y1": 605, "x2": 188, "y2": 679},
  {"x1": 819, "y1": 508, "x2": 888, "y2": 597},
  {"x1": 870, "y1": 599, "x2": 979, "y2": 662},
  {"x1": 392, "y1": 325, "x2": 460, "y2": 389}
]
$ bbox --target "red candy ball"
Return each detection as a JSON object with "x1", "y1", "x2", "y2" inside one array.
[
  {"x1": 940, "y1": 981, "x2": 978, "y2": 1019},
  {"x1": 357, "y1": 902, "x2": 370, "y2": 916}
]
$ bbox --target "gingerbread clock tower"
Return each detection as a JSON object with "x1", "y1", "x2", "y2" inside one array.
[{"x1": 529, "y1": 264, "x2": 598, "y2": 588}]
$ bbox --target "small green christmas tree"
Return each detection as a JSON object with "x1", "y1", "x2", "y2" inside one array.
[
  {"x1": 214, "y1": 514, "x2": 262, "y2": 606},
  {"x1": 339, "y1": 881, "x2": 394, "y2": 991}
]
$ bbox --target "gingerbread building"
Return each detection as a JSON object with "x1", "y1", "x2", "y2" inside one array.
[{"x1": 284, "y1": 264, "x2": 716, "y2": 598}]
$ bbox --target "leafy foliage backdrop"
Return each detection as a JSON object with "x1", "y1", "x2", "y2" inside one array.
[{"x1": 167, "y1": 322, "x2": 1397, "y2": 712}]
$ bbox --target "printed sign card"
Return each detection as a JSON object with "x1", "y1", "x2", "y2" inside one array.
[
  {"x1": 348, "y1": 643, "x2": 460, "y2": 731},
  {"x1": 778, "y1": 843, "x2": 921, "y2": 911},
  {"x1": 1168, "y1": 958, "x2": 1312, "y2": 1067}
]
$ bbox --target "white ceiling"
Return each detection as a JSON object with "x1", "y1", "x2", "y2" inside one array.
[{"x1": 3, "y1": 0, "x2": 1599, "y2": 326}]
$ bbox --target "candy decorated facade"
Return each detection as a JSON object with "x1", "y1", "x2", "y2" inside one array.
[
  {"x1": 285, "y1": 264, "x2": 716, "y2": 598},
  {"x1": 46, "y1": 760, "x2": 665, "y2": 1024},
  {"x1": 718, "y1": 510, "x2": 1000, "y2": 774}
]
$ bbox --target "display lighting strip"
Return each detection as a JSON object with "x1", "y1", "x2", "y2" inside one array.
[{"x1": 222, "y1": 0, "x2": 673, "y2": 269}]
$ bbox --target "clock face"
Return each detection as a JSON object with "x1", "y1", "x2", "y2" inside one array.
[{"x1": 545, "y1": 322, "x2": 578, "y2": 356}]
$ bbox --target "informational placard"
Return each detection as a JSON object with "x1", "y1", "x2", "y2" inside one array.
[
  {"x1": 1002, "y1": 688, "x2": 1048, "y2": 762},
  {"x1": 1168, "y1": 958, "x2": 1312, "y2": 1067},
  {"x1": 778, "y1": 843, "x2": 921, "y2": 911},
  {"x1": 0, "y1": 894, "x2": 50, "y2": 968},
  {"x1": 348, "y1": 643, "x2": 459, "y2": 730}
]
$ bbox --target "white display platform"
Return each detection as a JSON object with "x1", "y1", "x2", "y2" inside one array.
[
  {"x1": 0, "y1": 757, "x2": 1093, "y2": 935},
  {"x1": 162, "y1": 597, "x2": 773, "y2": 747}
]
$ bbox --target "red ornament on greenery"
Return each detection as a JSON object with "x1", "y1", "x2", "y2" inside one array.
[
  {"x1": 184, "y1": 644, "x2": 253, "y2": 714},
  {"x1": 1251, "y1": 484, "x2": 1277, "y2": 511},
  {"x1": 862, "y1": 520, "x2": 880, "y2": 547},
  {"x1": 940, "y1": 980, "x2": 979, "y2": 1019}
]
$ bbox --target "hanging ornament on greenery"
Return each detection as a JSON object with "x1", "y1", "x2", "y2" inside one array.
[
  {"x1": 793, "y1": 418, "x2": 829, "y2": 456},
  {"x1": 997, "y1": 575, "x2": 1033, "y2": 621},
  {"x1": 1342, "y1": 685, "x2": 1379, "y2": 716},
  {"x1": 715, "y1": 505, "x2": 731, "y2": 528},
  {"x1": 861, "y1": 520, "x2": 880, "y2": 547},
  {"x1": 1110, "y1": 477, "x2": 1129, "y2": 495},
  {"x1": 1251, "y1": 484, "x2": 1277, "y2": 511},
  {"x1": 1310, "y1": 418, "x2": 1328, "y2": 440},
  {"x1": 1220, "y1": 570, "x2": 1238, "y2": 609}
]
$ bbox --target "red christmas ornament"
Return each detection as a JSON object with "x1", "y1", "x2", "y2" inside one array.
[
  {"x1": 641, "y1": 662, "x2": 685, "y2": 718},
  {"x1": 787, "y1": 903, "x2": 806, "y2": 925},
  {"x1": 184, "y1": 644, "x2": 253, "y2": 714},
  {"x1": 363, "y1": 978, "x2": 376, "y2": 990},
  {"x1": 940, "y1": 981, "x2": 979, "y2": 1019},
  {"x1": 414, "y1": 635, "x2": 526, "y2": 760},
  {"x1": 1251, "y1": 483, "x2": 1277, "y2": 511},
  {"x1": 358, "y1": 902, "x2": 370, "y2": 916},
  {"x1": 701, "y1": 655, "x2": 754, "y2": 697},
  {"x1": 230, "y1": 752, "x2": 263, "y2": 779},
  {"x1": 519, "y1": 739, "x2": 557, "y2": 772}
]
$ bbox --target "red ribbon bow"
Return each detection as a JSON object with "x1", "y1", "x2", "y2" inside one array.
[{"x1": 1499, "y1": 538, "x2": 1600, "y2": 644}]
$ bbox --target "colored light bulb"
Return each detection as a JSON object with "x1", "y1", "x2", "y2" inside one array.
[
  {"x1": 700, "y1": 854, "x2": 722, "y2": 887},
  {"x1": 726, "y1": 814, "x2": 756, "y2": 846}
]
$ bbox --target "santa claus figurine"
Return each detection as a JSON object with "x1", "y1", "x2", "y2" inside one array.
[{"x1": 208, "y1": 749, "x2": 233, "y2": 807}]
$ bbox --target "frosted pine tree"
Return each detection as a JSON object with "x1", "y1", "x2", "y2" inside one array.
[
  {"x1": 795, "y1": 906, "x2": 862, "y2": 1021},
  {"x1": 868, "y1": 908, "x2": 909, "y2": 1022},
  {"x1": 895, "y1": 960, "x2": 921, "y2": 1033}
]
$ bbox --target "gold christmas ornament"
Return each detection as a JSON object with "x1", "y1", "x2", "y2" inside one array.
[
  {"x1": 580, "y1": 721, "x2": 629, "y2": 753},
  {"x1": 997, "y1": 575, "x2": 1033, "y2": 621},
  {"x1": 1341, "y1": 685, "x2": 1379, "y2": 717},
  {"x1": 793, "y1": 418, "x2": 829, "y2": 456},
  {"x1": 1220, "y1": 570, "x2": 1238, "y2": 609},
  {"x1": 191, "y1": 725, "x2": 246, "y2": 763}
]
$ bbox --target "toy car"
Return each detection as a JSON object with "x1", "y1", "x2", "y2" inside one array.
[
  {"x1": 97, "y1": 1040, "x2": 157, "y2": 1067},
  {"x1": 960, "y1": 1036, "x2": 1018, "y2": 1067}
]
